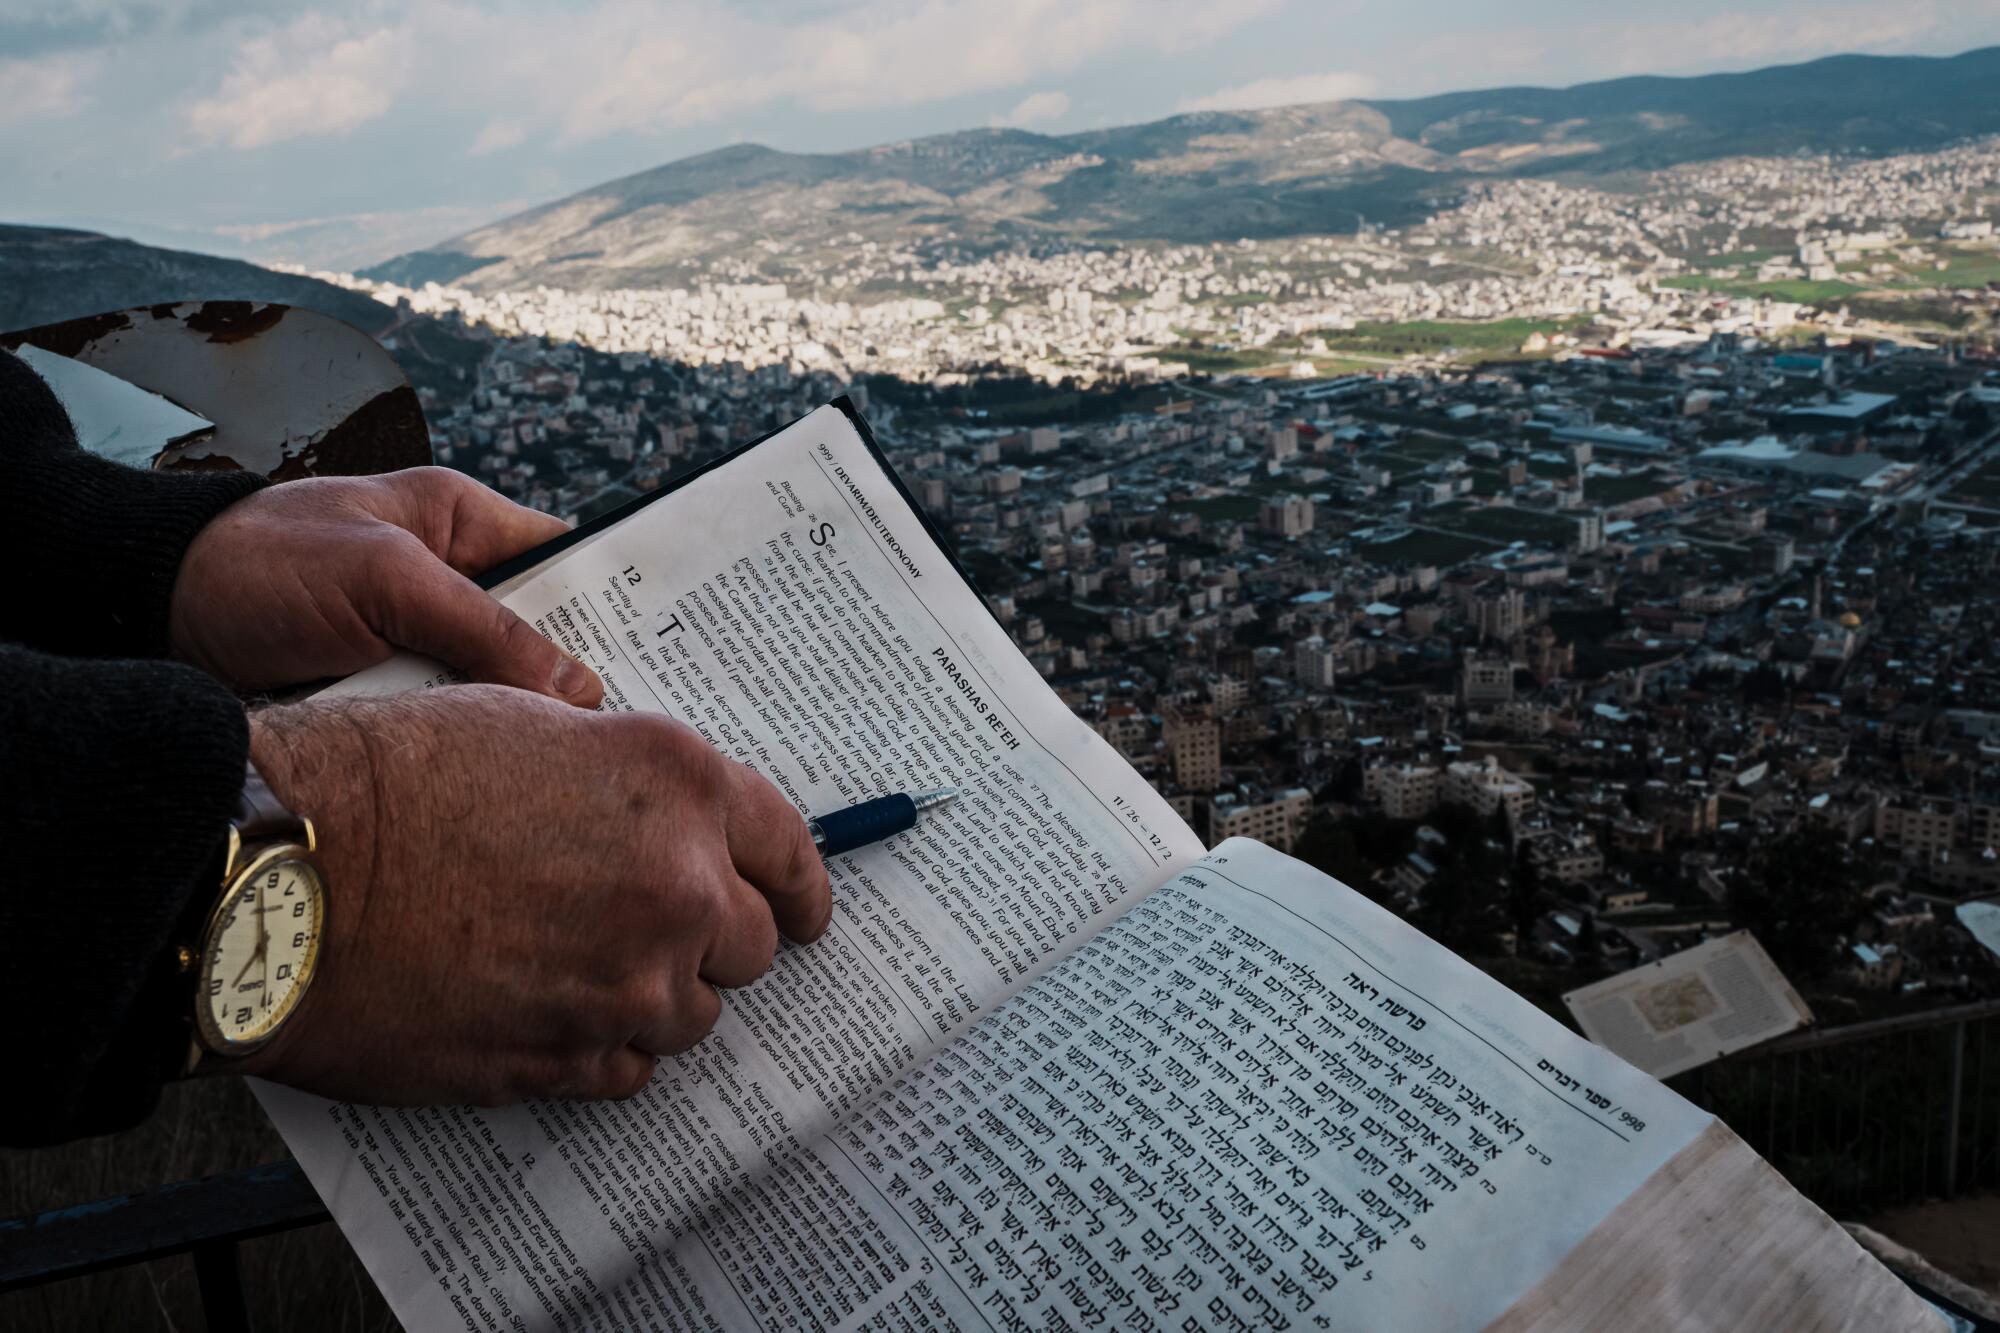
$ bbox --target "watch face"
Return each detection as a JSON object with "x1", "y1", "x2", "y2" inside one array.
[{"x1": 198, "y1": 854, "x2": 324, "y2": 1050}]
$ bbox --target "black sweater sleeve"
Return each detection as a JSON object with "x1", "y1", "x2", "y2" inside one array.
[
  {"x1": 0, "y1": 646, "x2": 252, "y2": 1145},
  {"x1": 0, "y1": 349, "x2": 269, "y2": 1144},
  {"x1": 1, "y1": 347, "x2": 269, "y2": 658}
]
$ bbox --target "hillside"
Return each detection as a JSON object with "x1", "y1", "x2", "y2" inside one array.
[
  {"x1": 366, "y1": 46, "x2": 2000, "y2": 292},
  {"x1": 0, "y1": 226, "x2": 396, "y2": 336}
]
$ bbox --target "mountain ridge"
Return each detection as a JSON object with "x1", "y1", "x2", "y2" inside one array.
[{"x1": 365, "y1": 46, "x2": 2000, "y2": 293}]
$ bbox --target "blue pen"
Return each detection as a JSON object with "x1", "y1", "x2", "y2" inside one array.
[{"x1": 809, "y1": 787, "x2": 959, "y2": 857}]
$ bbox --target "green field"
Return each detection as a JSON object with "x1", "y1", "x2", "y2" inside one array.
[
  {"x1": 1170, "y1": 493, "x2": 1263, "y2": 521},
  {"x1": 1371, "y1": 453, "x2": 1436, "y2": 479},
  {"x1": 1932, "y1": 251, "x2": 2000, "y2": 288},
  {"x1": 1174, "y1": 343, "x2": 1295, "y2": 373},
  {"x1": 1167, "y1": 341, "x2": 1377, "y2": 378},
  {"x1": 1386, "y1": 434, "x2": 1470, "y2": 462},
  {"x1": 1362, "y1": 528, "x2": 1498, "y2": 566},
  {"x1": 1585, "y1": 469, "x2": 1679, "y2": 504},
  {"x1": 1324, "y1": 316, "x2": 1583, "y2": 363},
  {"x1": 1434, "y1": 504, "x2": 1579, "y2": 545},
  {"x1": 1660, "y1": 275, "x2": 1863, "y2": 304}
]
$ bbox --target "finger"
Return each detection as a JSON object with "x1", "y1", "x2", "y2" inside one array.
[
  {"x1": 633, "y1": 981, "x2": 723, "y2": 1058},
  {"x1": 595, "y1": 1047, "x2": 657, "y2": 1100},
  {"x1": 526, "y1": 1046, "x2": 655, "y2": 1101},
  {"x1": 721, "y1": 763, "x2": 832, "y2": 943},
  {"x1": 699, "y1": 874, "x2": 780, "y2": 989},
  {"x1": 444, "y1": 482, "x2": 570, "y2": 575},
  {"x1": 388, "y1": 467, "x2": 571, "y2": 575},
  {"x1": 362, "y1": 534, "x2": 604, "y2": 707}
]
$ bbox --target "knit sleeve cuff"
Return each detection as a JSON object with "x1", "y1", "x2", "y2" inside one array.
[{"x1": 24, "y1": 451, "x2": 269, "y2": 658}]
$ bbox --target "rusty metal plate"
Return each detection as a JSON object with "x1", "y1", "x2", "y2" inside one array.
[{"x1": 1, "y1": 301, "x2": 430, "y2": 479}]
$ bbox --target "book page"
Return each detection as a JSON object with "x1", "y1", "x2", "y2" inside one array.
[
  {"x1": 1562, "y1": 930, "x2": 1814, "y2": 1078},
  {"x1": 667, "y1": 837, "x2": 1715, "y2": 1331},
  {"x1": 255, "y1": 403, "x2": 1204, "y2": 1332}
]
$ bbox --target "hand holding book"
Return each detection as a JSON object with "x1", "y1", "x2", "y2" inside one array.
[{"x1": 240, "y1": 685, "x2": 829, "y2": 1104}]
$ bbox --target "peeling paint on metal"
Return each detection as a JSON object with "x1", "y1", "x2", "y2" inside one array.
[
  {"x1": 181, "y1": 300, "x2": 287, "y2": 344},
  {"x1": 0, "y1": 302, "x2": 430, "y2": 478}
]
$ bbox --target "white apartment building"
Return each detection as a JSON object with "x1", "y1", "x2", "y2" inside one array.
[
  {"x1": 1210, "y1": 788, "x2": 1313, "y2": 850},
  {"x1": 1368, "y1": 763, "x2": 1443, "y2": 821},
  {"x1": 1444, "y1": 756, "x2": 1537, "y2": 824}
]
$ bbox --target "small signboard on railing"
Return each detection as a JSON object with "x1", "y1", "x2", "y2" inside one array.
[{"x1": 1563, "y1": 931, "x2": 1814, "y2": 1077}]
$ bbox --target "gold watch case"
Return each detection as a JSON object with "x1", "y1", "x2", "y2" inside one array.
[{"x1": 189, "y1": 820, "x2": 326, "y2": 1056}]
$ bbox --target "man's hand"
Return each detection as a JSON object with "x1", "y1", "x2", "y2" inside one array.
[
  {"x1": 170, "y1": 467, "x2": 603, "y2": 705},
  {"x1": 240, "y1": 686, "x2": 832, "y2": 1105}
]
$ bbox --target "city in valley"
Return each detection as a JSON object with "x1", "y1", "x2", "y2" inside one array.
[{"x1": 275, "y1": 131, "x2": 2000, "y2": 1022}]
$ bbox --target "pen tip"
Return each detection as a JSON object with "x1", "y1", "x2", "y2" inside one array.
[{"x1": 913, "y1": 786, "x2": 960, "y2": 811}]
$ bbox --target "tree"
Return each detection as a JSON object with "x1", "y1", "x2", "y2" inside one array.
[
  {"x1": 1743, "y1": 662, "x2": 1790, "y2": 707},
  {"x1": 1505, "y1": 842, "x2": 1546, "y2": 956},
  {"x1": 1291, "y1": 812, "x2": 1393, "y2": 904},
  {"x1": 1410, "y1": 867, "x2": 1502, "y2": 956},
  {"x1": 1728, "y1": 829, "x2": 1868, "y2": 982}
]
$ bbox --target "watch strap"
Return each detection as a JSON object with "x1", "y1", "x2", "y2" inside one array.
[{"x1": 236, "y1": 760, "x2": 308, "y2": 846}]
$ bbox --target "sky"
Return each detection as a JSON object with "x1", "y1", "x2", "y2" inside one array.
[{"x1": 5, "y1": 0, "x2": 2000, "y2": 270}]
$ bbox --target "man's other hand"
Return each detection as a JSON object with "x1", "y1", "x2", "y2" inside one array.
[
  {"x1": 240, "y1": 687, "x2": 833, "y2": 1105},
  {"x1": 170, "y1": 467, "x2": 603, "y2": 705}
]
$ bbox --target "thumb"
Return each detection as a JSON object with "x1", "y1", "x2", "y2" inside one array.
[{"x1": 365, "y1": 543, "x2": 605, "y2": 707}]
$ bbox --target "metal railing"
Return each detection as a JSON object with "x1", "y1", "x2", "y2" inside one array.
[{"x1": 1674, "y1": 997, "x2": 2000, "y2": 1216}]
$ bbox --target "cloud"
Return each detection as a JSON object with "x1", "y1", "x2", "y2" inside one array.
[
  {"x1": 0, "y1": 49, "x2": 99, "y2": 118},
  {"x1": 168, "y1": 0, "x2": 1278, "y2": 150},
  {"x1": 1408, "y1": 0, "x2": 2000, "y2": 90},
  {"x1": 993, "y1": 90, "x2": 1069, "y2": 128},
  {"x1": 184, "y1": 13, "x2": 412, "y2": 150},
  {"x1": 1177, "y1": 69, "x2": 1377, "y2": 113},
  {"x1": 469, "y1": 118, "x2": 527, "y2": 156}
]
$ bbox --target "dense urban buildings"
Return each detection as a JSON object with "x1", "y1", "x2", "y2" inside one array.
[{"x1": 323, "y1": 135, "x2": 2000, "y2": 1021}]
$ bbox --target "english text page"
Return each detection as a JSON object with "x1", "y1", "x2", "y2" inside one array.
[{"x1": 256, "y1": 404, "x2": 1204, "y2": 1332}]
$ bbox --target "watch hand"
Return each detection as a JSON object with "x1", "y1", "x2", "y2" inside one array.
[
  {"x1": 229, "y1": 906, "x2": 273, "y2": 988},
  {"x1": 231, "y1": 940, "x2": 263, "y2": 988}
]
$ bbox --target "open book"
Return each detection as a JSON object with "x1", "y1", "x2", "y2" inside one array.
[{"x1": 257, "y1": 401, "x2": 1936, "y2": 1332}]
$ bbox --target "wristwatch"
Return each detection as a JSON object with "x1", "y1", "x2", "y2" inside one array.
[{"x1": 178, "y1": 762, "x2": 328, "y2": 1074}]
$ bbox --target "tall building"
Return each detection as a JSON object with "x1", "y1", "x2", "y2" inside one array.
[
  {"x1": 1459, "y1": 653, "x2": 1515, "y2": 708},
  {"x1": 1164, "y1": 711, "x2": 1221, "y2": 791},
  {"x1": 1295, "y1": 635, "x2": 1340, "y2": 690},
  {"x1": 1258, "y1": 494, "x2": 1314, "y2": 537},
  {"x1": 1573, "y1": 509, "x2": 1605, "y2": 555},
  {"x1": 1471, "y1": 587, "x2": 1526, "y2": 643}
]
